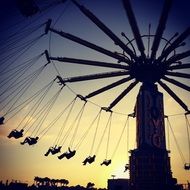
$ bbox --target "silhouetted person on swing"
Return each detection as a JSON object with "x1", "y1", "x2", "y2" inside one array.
[
  {"x1": 0, "y1": 117, "x2": 5, "y2": 125},
  {"x1": 45, "y1": 146, "x2": 62, "y2": 156},
  {"x1": 57, "y1": 76, "x2": 65, "y2": 86},
  {"x1": 124, "y1": 164, "x2": 129, "y2": 172},
  {"x1": 58, "y1": 147, "x2": 76, "y2": 160},
  {"x1": 100, "y1": 159, "x2": 111, "y2": 166},
  {"x1": 83, "y1": 155, "x2": 96, "y2": 165},
  {"x1": 20, "y1": 136, "x2": 39, "y2": 145},
  {"x1": 7, "y1": 129, "x2": 24, "y2": 139},
  {"x1": 184, "y1": 163, "x2": 190, "y2": 170}
]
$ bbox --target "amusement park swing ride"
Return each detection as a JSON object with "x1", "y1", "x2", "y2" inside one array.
[{"x1": 0, "y1": 0, "x2": 190, "y2": 188}]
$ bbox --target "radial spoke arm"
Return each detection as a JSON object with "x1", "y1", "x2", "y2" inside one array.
[
  {"x1": 169, "y1": 63, "x2": 190, "y2": 70},
  {"x1": 85, "y1": 76, "x2": 133, "y2": 99},
  {"x1": 108, "y1": 80, "x2": 138, "y2": 110},
  {"x1": 165, "y1": 50, "x2": 190, "y2": 66},
  {"x1": 60, "y1": 71, "x2": 130, "y2": 83},
  {"x1": 72, "y1": 0, "x2": 136, "y2": 60},
  {"x1": 162, "y1": 76, "x2": 190, "y2": 91},
  {"x1": 50, "y1": 56, "x2": 130, "y2": 70},
  {"x1": 49, "y1": 28, "x2": 130, "y2": 64},
  {"x1": 150, "y1": 0, "x2": 173, "y2": 60},
  {"x1": 158, "y1": 27, "x2": 190, "y2": 61},
  {"x1": 158, "y1": 80, "x2": 189, "y2": 111},
  {"x1": 166, "y1": 71, "x2": 190, "y2": 79},
  {"x1": 122, "y1": 0, "x2": 146, "y2": 59}
]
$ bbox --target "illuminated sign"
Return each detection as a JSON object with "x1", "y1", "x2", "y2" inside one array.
[{"x1": 136, "y1": 85, "x2": 166, "y2": 149}]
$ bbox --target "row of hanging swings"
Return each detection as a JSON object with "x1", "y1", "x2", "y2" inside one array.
[
  {"x1": 6, "y1": 77, "x2": 64, "y2": 145},
  {"x1": 6, "y1": 90, "x2": 85, "y2": 147},
  {"x1": 0, "y1": 20, "x2": 58, "y2": 124},
  {"x1": 3, "y1": 70, "x2": 132, "y2": 168},
  {"x1": 166, "y1": 113, "x2": 190, "y2": 170},
  {"x1": 0, "y1": 21, "x2": 53, "y2": 125},
  {"x1": 0, "y1": 62, "x2": 52, "y2": 125},
  {"x1": 0, "y1": 53, "x2": 47, "y2": 122},
  {"x1": 53, "y1": 96, "x2": 87, "y2": 160},
  {"x1": 42, "y1": 103, "x2": 131, "y2": 169},
  {"x1": 0, "y1": 21, "x2": 47, "y2": 73},
  {"x1": 0, "y1": 21, "x2": 67, "y2": 126},
  {"x1": 44, "y1": 95, "x2": 88, "y2": 162}
]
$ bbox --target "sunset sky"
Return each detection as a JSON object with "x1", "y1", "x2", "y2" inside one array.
[{"x1": 0, "y1": 0, "x2": 190, "y2": 188}]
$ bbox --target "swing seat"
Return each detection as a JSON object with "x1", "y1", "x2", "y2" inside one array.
[
  {"x1": 58, "y1": 148, "x2": 76, "y2": 160},
  {"x1": 16, "y1": 0, "x2": 39, "y2": 17},
  {"x1": 21, "y1": 136, "x2": 39, "y2": 145},
  {"x1": 7, "y1": 129, "x2": 24, "y2": 139},
  {"x1": 65, "y1": 150, "x2": 76, "y2": 159},
  {"x1": 28, "y1": 137, "x2": 39, "y2": 145},
  {"x1": 0, "y1": 117, "x2": 5, "y2": 125},
  {"x1": 51, "y1": 146, "x2": 62, "y2": 154},
  {"x1": 88, "y1": 155, "x2": 96, "y2": 164},
  {"x1": 83, "y1": 155, "x2": 96, "y2": 165},
  {"x1": 184, "y1": 163, "x2": 190, "y2": 170},
  {"x1": 100, "y1": 159, "x2": 111, "y2": 166}
]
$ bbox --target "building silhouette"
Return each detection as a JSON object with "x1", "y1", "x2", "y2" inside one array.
[{"x1": 128, "y1": 84, "x2": 181, "y2": 190}]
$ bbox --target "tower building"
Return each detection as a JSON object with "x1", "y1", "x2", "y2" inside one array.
[{"x1": 129, "y1": 83, "x2": 179, "y2": 190}]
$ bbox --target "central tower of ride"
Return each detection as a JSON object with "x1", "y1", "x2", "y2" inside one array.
[{"x1": 129, "y1": 83, "x2": 179, "y2": 190}]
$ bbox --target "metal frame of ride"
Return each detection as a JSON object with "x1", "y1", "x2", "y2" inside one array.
[{"x1": 1, "y1": 0, "x2": 190, "y2": 173}]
